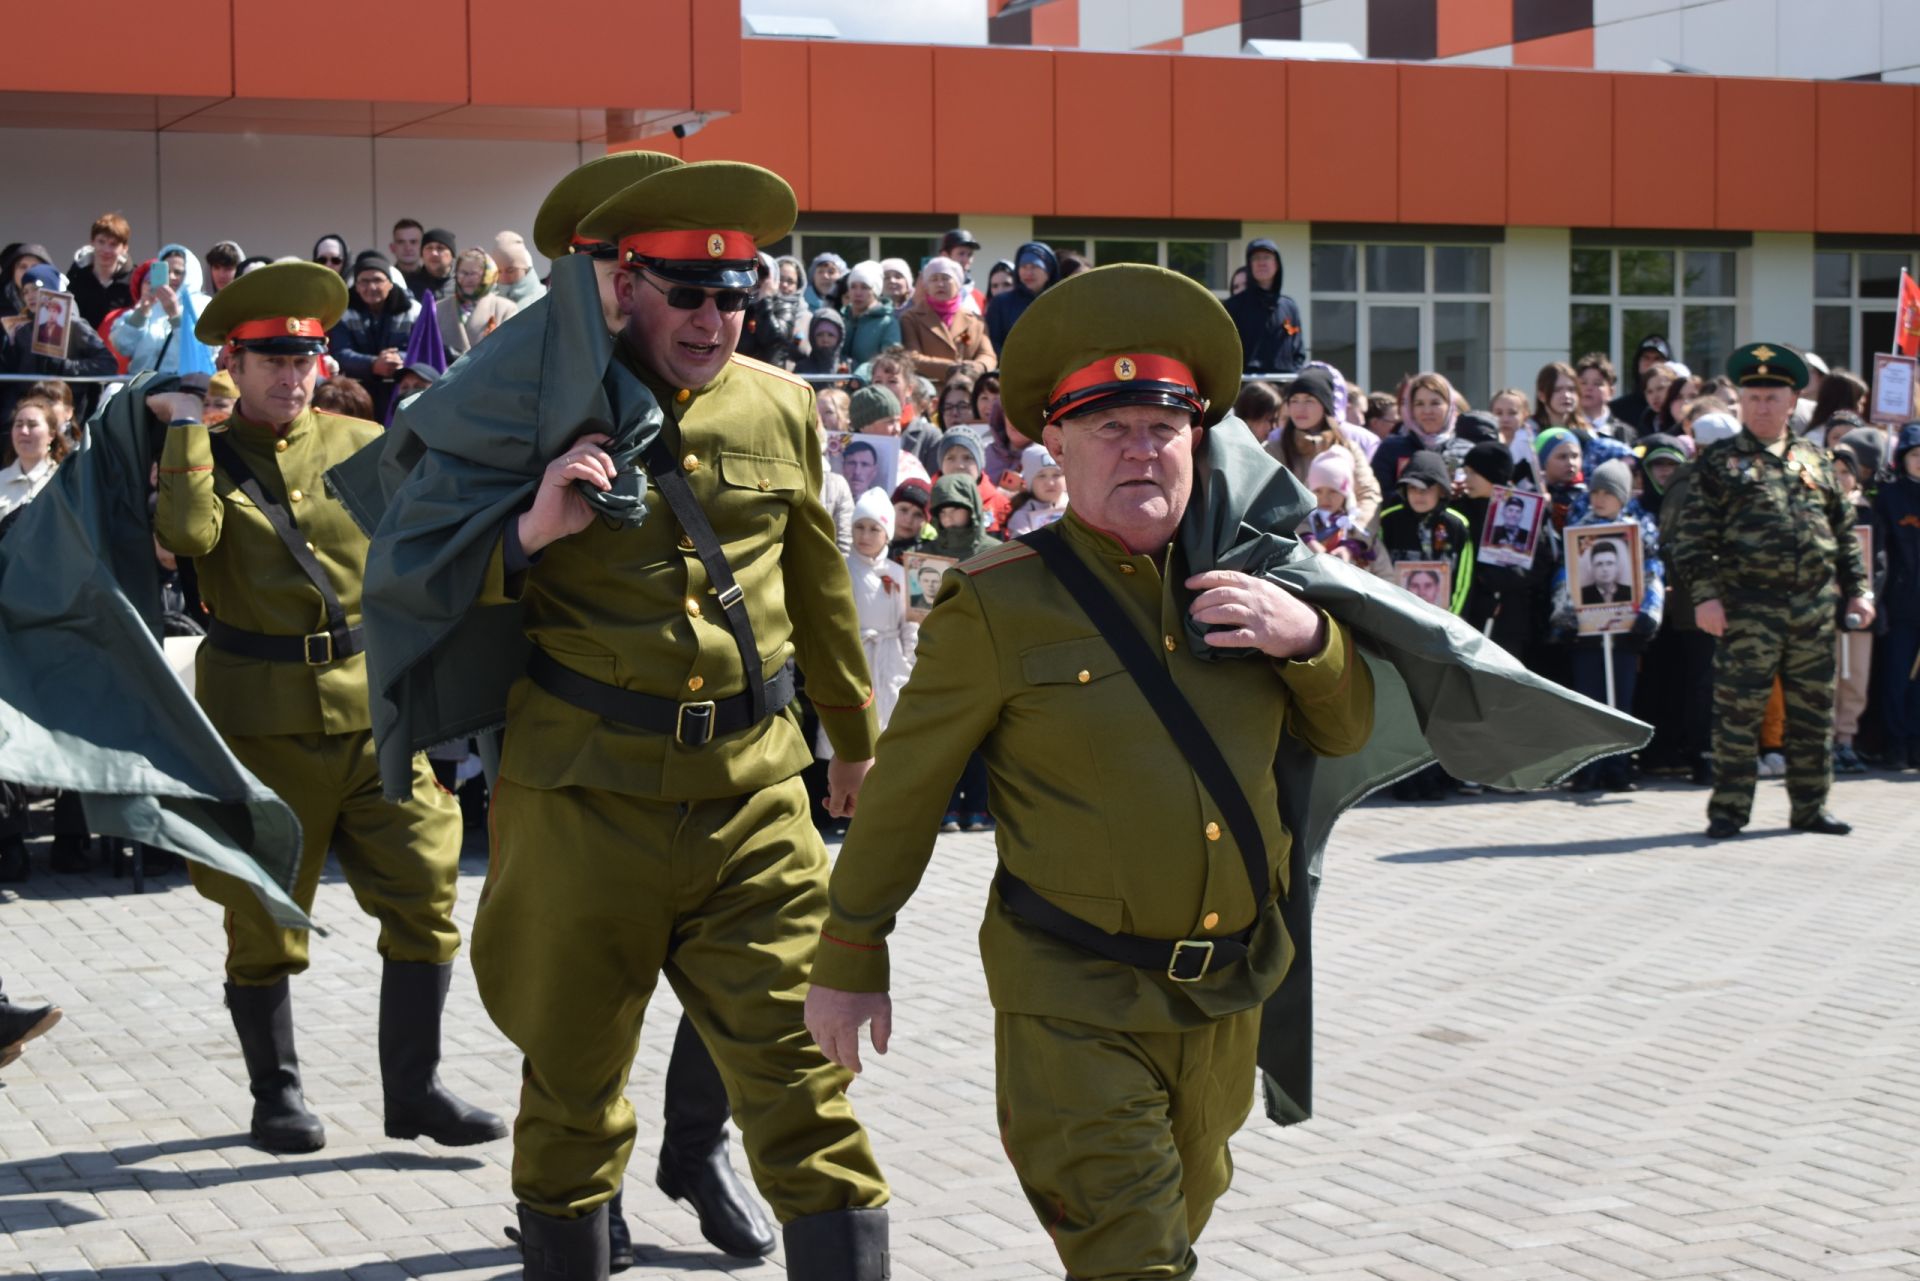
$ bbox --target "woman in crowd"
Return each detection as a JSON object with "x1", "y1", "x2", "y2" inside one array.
[
  {"x1": 878, "y1": 258, "x2": 915, "y2": 312},
  {"x1": 897, "y1": 257, "x2": 996, "y2": 387},
  {"x1": 937, "y1": 376, "x2": 976, "y2": 427},
  {"x1": 740, "y1": 253, "x2": 810, "y2": 370},
  {"x1": 840, "y1": 261, "x2": 901, "y2": 367},
  {"x1": 110, "y1": 245, "x2": 215, "y2": 378},
  {"x1": 1267, "y1": 367, "x2": 1383, "y2": 528},
  {"x1": 1805, "y1": 368, "x2": 1869, "y2": 448},
  {"x1": 0, "y1": 394, "x2": 67, "y2": 521},
  {"x1": 491, "y1": 233, "x2": 546, "y2": 308},
  {"x1": 438, "y1": 248, "x2": 518, "y2": 360},
  {"x1": 311, "y1": 235, "x2": 350, "y2": 278},
  {"x1": 984, "y1": 260, "x2": 1015, "y2": 299},
  {"x1": 805, "y1": 251, "x2": 846, "y2": 310},
  {"x1": 1371, "y1": 370, "x2": 1457, "y2": 494}
]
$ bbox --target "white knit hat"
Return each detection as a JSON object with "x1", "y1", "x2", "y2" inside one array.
[
  {"x1": 847, "y1": 259, "x2": 884, "y2": 292},
  {"x1": 853, "y1": 486, "x2": 895, "y2": 537}
]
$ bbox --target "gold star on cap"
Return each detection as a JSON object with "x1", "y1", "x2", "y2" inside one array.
[
  {"x1": 1114, "y1": 357, "x2": 1137, "y2": 380},
  {"x1": 706, "y1": 233, "x2": 727, "y2": 258}
]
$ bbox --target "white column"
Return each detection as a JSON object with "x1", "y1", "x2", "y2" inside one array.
[
  {"x1": 958, "y1": 215, "x2": 1036, "y2": 282},
  {"x1": 1494, "y1": 227, "x2": 1571, "y2": 393},
  {"x1": 1742, "y1": 232, "x2": 1815, "y2": 352}
]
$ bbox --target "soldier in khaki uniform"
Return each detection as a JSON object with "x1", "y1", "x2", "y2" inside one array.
[
  {"x1": 467, "y1": 161, "x2": 889, "y2": 1279},
  {"x1": 807, "y1": 266, "x2": 1376, "y2": 1281},
  {"x1": 149, "y1": 263, "x2": 503, "y2": 1155}
]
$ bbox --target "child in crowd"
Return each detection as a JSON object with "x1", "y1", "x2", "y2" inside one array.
[
  {"x1": 1370, "y1": 450, "x2": 1472, "y2": 612},
  {"x1": 1829, "y1": 430, "x2": 1883, "y2": 773},
  {"x1": 1455, "y1": 440, "x2": 1552, "y2": 669},
  {"x1": 922, "y1": 473, "x2": 999, "y2": 831},
  {"x1": 1303, "y1": 447, "x2": 1370, "y2": 565},
  {"x1": 1549, "y1": 458, "x2": 1664, "y2": 791},
  {"x1": 937, "y1": 426, "x2": 1010, "y2": 533},
  {"x1": 1529, "y1": 427, "x2": 1586, "y2": 530},
  {"x1": 1004, "y1": 444, "x2": 1068, "y2": 537},
  {"x1": 1873, "y1": 423, "x2": 1920, "y2": 769},
  {"x1": 888, "y1": 478, "x2": 932, "y2": 563},
  {"x1": 846, "y1": 490, "x2": 915, "y2": 730}
]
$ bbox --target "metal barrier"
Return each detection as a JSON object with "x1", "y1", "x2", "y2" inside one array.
[{"x1": 0, "y1": 373, "x2": 123, "y2": 383}]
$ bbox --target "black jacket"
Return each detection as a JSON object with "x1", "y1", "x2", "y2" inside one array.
[
  {"x1": 66, "y1": 258, "x2": 135, "y2": 331},
  {"x1": 328, "y1": 287, "x2": 417, "y2": 420},
  {"x1": 0, "y1": 312, "x2": 118, "y2": 425},
  {"x1": 1223, "y1": 238, "x2": 1306, "y2": 375},
  {"x1": 984, "y1": 242, "x2": 1058, "y2": 353}
]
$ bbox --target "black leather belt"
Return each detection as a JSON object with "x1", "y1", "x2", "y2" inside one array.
[
  {"x1": 527, "y1": 647, "x2": 795, "y2": 748},
  {"x1": 206, "y1": 618, "x2": 365, "y2": 665},
  {"x1": 996, "y1": 868, "x2": 1250, "y2": 983}
]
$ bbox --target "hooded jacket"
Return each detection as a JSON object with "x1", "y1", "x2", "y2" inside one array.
[
  {"x1": 1223, "y1": 239, "x2": 1306, "y2": 375},
  {"x1": 108, "y1": 245, "x2": 216, "y2": 378},
  {"x1": 0, "y1": 308, "x2": 117, "y2": 425},
  {"x1": 984, "y1": 242, "x2": 1059, "y2": 354},
  {"x1": 841, "y1": 298, "x2": 902, "y2": 367},
  {"x1": 1, "y1": 243, "x2": 54, "y2": 316},
  {"x1": 1873, "y1": 423, "x2": 1920, "y2": 625},
  {"x1": 927, "y1": 471, "x2": 1000, "y2": 560},
  {"x1": 331, "y1": 272, "x2": 420, "y2": 421}
]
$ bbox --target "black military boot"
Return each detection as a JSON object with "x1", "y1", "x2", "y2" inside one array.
[
  {"x1": 656, "y1": 1017, "x2": 774, "y2": 1258},
  {"x1": 782, "y1": 1207, "x2": 889, "y2": 1281},
  {"x1": 0, "y1": 996, "x2": 60, "y2": 1068},
  {"x1": 379, "y1": 961, "x2": 508, "y2": 1145},
  {"x1": 225, "y1": 980, "x2": 326, "y2": 1153},
  {"x1": 516, "y1": 1202, "x2": 609, "y2": 1281},
  {"x1": 0, "y1": 836, "x2": 28, "y2": 883},
  {"x1": 49, "y1": 833, "x2": 90, "y2": 874}
]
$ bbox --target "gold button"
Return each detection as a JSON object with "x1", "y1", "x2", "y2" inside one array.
[
  {"x1": 1205, "y1": 822, "x2": 1220, "y2": 841},
  {"x1": 686, "y1": 598, "x2": 702, "y2": 619},
  {"x1": 678, "y1": 534, "x2": 696, "y2": 551},
  {"x1": 289, "y1": 489, "x2": 304, "y2": 502},
  {"x1": 305, "y1": 542, "x2": 317, "y2": 553},
  {"x1": 1203, "y1": 911, "x2": 1220, "y2": 930},
  {"x1": 758, "y1": 478, "x2": 771, "y2": 491},
  {"x1": 1118, "y1": 563, "x2": 1136, "y2": 574},
  {"x1": 274, "y1": 439, "x2": 288, "y2": 453},
  {"x1": 675, "y1": 388, "x2": 691, "y2": 404},
  {"x1": 1076, "y1": 670, "x2": 1091, "y2": 684},
  {"x1": 1164, "y1": 635, "x2": 1177, "y2": 652},
  {"x1": 682, "y1": 453, "x2": 700, "y2": 473},
  {"x1": 687, "y1": 675, "x2": 704, "y2": 692}
]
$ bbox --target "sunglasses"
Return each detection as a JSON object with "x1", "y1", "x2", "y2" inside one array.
[
  {"x1": 639, "y1": 270, "x2": 751, "y2": 313},
  {"x1": 316, "y1": 255, "x2": 344, "y2": 265}
]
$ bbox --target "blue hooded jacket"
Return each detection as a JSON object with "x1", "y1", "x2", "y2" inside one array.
[{"x1": 984, "y1": 241, "x2": 1058, "y2": 354}]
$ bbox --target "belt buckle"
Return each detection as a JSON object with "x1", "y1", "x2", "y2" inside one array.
[
  {"x1": 1167, "y1": 940, "x2": 1214, "y2": 983},
  {"x1": 715, "y1": 583, "x2": 744, "y2": 610},
  {"x1": 303, "y1": 632, "x2": 334, "y2": 666},
  {"x1": 676, "y1": 699, "x2": 717, "y2": 747}
]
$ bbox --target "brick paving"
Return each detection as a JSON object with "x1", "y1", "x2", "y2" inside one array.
[{"x1": 2, "y1": 772, "x2": 1917, "y2": 1279}]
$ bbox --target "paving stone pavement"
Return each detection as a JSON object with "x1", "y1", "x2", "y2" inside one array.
[{"x1": 2, "y1": 772, "x2": 1917, "y2": 1280}]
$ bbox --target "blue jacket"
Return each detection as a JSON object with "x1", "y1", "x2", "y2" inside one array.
[
  {"x1": 328, "y1": 278, "x2": 419, "y2": 421},
  {"x1": 1550, "y1": 500, "x2": 1664, "y2": 640},
  {"x1": 1872, "y1": 423, "x2": 1920, "y2": 624},
  {"x1": 984, "y1": 241, "x2": 1058, "y2": 353}
]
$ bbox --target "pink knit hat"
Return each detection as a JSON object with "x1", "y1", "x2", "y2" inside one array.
[{"x1": 1306, "y1": 447, "x2": 1354, "y2": 496}]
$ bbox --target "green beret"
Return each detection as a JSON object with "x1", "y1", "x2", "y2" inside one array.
[
  {"x1": 577, "y1": 160, "x2": 797, "y2": 289},
  {"x1": 194, "y1": 261, "x2": 347, "y2": 353},
  {"x1": 532, "y1": 151, "x2": 682, "y2": 261},
  {"x1": 1726, "y1": 341, "x2": 1809, "y2": 392},
  {"x1": 998, "y1": 264, "x2": 1242, "y2": 437}
]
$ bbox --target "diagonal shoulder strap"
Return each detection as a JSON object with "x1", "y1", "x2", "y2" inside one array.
[
  {"x1": 1020, "y1": 524, "x2": 1272, "y2": 918},
  {"x1": 640, "y1": 436, "x2": 766, "y2": 726},
  {"x1": 208, "y1": 433, "x2": 349, "y2": 637}
]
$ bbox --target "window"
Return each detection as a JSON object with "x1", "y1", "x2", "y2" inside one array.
[
  {"x1": 1308, "y1": 243, "x2": 1492, "y2": 404},
  {"x1": 1044, "y1": 237, "x2": 1231, "y2": 291},
  {"x1": 1814, "y1": 250, "x2": 1914, "y2": 373},
  {"x1": 1569, "y1": 247, "x2": 1737, "y2": 381}
]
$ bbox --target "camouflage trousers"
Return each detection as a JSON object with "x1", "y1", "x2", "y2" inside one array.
[{"x1": 1708, "y1": 588, "x2": 1837, "y2": 828}]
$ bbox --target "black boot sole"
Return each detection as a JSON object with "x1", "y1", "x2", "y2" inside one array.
[
  {"x1": 252, "y1": 1124, "x2": 326, "y2": 1154},
  {"x1": 384, "y1": 1112, "x2": 509, "y2": 1145},
  {"x1": 656, "y1": 1167, "x2": 777, "y2": 1259}
]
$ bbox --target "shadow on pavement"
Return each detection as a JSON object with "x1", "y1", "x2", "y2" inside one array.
[
  {"x1": 19, "y1": 1249, "x2": 522, "y2": 1279},
  {"x1": 0, "y1": 1136, "x2": 485, "y2": 1197},
  {"x1": 1380, "y1": 830, "x2": 1724, "y2": 862},
  {"x1": 0, "y1": 1195, "x2": 105, "y2": 1230}
]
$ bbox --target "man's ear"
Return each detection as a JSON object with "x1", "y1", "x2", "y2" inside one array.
[
  {"x1": 612, "y1": 268, "x2": 642, "y2": 318},
  {"x1": 1041, "y1": 421, "x2": 1064, "y2": 460}
]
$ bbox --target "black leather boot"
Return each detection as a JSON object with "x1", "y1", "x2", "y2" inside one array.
[
  {"x1": 225, "y1": 980, "x2": 326, "y2": 1153},
  {"x1": 379, "y1": 960, "x2": 508, "y2": 1145},
  {"x1": 0, "y1": 996, "x2": 60, "y2": 1068},
  {"x1": 516, "y1": 1202, "x2": 609, "y2": 1281},
  {"x1": 657, "y1": 1016, "x2": 773, "y2": 1258},
  {"x1": 49, "y1": 833, "x2": 90, "y2": 874},
  {"x1": 0, "y1": 836, "x2": 27, "y2": 883},
  {"x1": 782, "y1": 1207, "x2": 890, "y2": 1281}
]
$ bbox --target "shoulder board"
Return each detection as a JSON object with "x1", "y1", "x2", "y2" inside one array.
[
  {"x1": 729, "y1": 352, "x2": 811, "y2": 390},
  {"x1": 960, "y1": 541, "x2": 1040, "y2": 577}
]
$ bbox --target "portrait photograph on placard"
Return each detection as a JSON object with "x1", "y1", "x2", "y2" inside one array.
[
  {"x1": 30, "y1": 290, "x2": 74, "y2": 359},
  {"x1": 1567, "y1": 522, "x2": 1643, "y2": 634},
  {"x1": 1394, "y1": 561, "x2": 1452, "y2": 611},
  {"x1": 903, "y1": 552, "x2": 959, "y2": 623},
  {"x1": 1479, "y1": 486, "x2": 1547, "y2": 569},
  {"x1": 838, "y1": 433, "x2": 900, "y2": 501}
]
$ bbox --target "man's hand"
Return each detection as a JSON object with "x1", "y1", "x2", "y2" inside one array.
[
  {"x1": 371, "y1": 351, "x2": 403, "y2": 377},
  {"x1": 1695, "y1": 599, "x2": 1727, "y2": 637},
  {"x1": 1186, "y1": 569, "x2": 1327, "y2": 659},
  {"x1": 825, "y1": 756, "x2": 873, "y2": 819},
  {"x1": 1846, "y1": 596, "x2": 1876, "y2": 630},
  {"x1": 144, "y1": 390, "x2": 205, "y2": 423},
  {"x1": 805, "y1": 985, "x2": 892, "y2": 1075},
  {"x1": 518, "y1": 433, "x2": 613, "y2": 555}
]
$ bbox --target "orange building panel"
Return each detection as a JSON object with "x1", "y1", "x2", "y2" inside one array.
[
  {"x1": 1054, "y1": 53, "x2": 1173, "y2": 218},
  {"x1": 471, "y1": 0, "x2": 689, "y2": 111},
  {"x1": 239, "y1": 0, "x2": 466, "y2": 104},
  {"x1": 1436, "y1": 0, "x2": 1512, "y2": 59},
  {"x1": 1399, "y1": 65, "x2": 1505, "y2": 225},
  {"x1": 1172, "y1": 56, "x2": 1286, "y2": 221},
  {"x1": 693, "y1": 0, "x2": 744, "y2": 115},
  {"x1": 1507, "y1": 70, "x2": 1609, "y2": 228},
  {"x1": 1513, "y1": 28, "x2": 1593, "y2": 69},
  {"x1": 682, "y1": 39, "x2": 809, "y2": 207},
  {"x1": 809, "y1": 43, "x2": 934, "y2": 213},
  {"x1": 1716, "y1": 78, "x2": 1814, "y2": 232},
  {"x1": 1184, "y1": 0, "x2": 1238, "y2": 35},
  {"x1": 1031, "y1": 0, "x2": 1081, "y2": 47},
  {"x1": 9, "y1": 0, "x2": 232, "y2": 98},
  {"x1": 1612, "y1": 74, "x2": 1714, "y2": 229},
  {"x1": 1289, "y1": 61, "x2": 1398, "y2": 222},
  {"x1": 935, "y1": 48, "x2": 1055, "y2": 216},
  {"x1": 1814, "y1": 82, "x2": 1913, "y2": 236}
]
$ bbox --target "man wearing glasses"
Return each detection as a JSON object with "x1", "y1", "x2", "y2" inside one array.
[{"x1": 473, "y1": 160, "x2": 891, "y2": 1279}]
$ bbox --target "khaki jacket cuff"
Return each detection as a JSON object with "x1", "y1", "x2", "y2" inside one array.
[
  {"x1": 1277, "y1": 612, "x2": 1351, "y2": 701},
  {"x1": 816, "y1": 700, "x2": 880, "y2": 760},
  {"x1": 811, "y1": 928, "x2": 890, "y2": 992}
]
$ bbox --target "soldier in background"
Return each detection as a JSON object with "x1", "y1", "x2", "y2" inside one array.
[{"x1": 1672, "y1": 342, "x2": 1872, "y2": 839}]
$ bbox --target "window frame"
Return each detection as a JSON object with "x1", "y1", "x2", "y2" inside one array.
[
  {"x1": 1567, "y1": 246, "x2": 1739, "y2": 381},
  {"x1": 1306, "y1": 241, "x2": 1493, "y2": 403},
  {"x1": 1813, "y1": 248, "x2": 1915, "y2": 374}
]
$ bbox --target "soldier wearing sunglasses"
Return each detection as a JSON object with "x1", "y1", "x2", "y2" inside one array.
[{"x1": 476, "y1": 161, "x2": 891, "y2": 1279}]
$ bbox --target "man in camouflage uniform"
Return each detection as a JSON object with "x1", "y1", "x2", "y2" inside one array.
[{"x1": 1672, "y1": 342, "x2": 1872, "y2": 839}]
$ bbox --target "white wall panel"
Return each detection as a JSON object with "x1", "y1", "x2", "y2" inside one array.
[
  {"x1": 1300, "y1": 0, "x2": 1368, "y2": 55},
  {"x1": 372, "y1": 138, "x2": 588, "y2": 276},
  {"x1": 1679, "y1": 0, "x2": 1778, "y2": 76},
  {"x1": 0, "y1": 130, "x2": 160, "y2": 265},
  {"x1": 1593, "y1": 11, "x2": 1684, "y2": 73},
  {"x1": 156, "y1": 133, "x2": 374, "y2": 265},
  {"x1": 1776, "y1": 0, "x2": 1880, "y2": 81}
]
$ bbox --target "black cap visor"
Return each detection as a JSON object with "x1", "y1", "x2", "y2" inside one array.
[
  {"x1": 1052, "y1": 381, "x2": 1204, "y2": 428},
  {"x1": 630, "y1": 255, "x2": 757, "y2": 290},
  {"x1": 233, "y1": 336, "x2": 329, "y2": 357}
]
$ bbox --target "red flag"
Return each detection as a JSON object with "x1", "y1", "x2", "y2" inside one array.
[{"x1": 1897, "y1": 270, "x2": 1920, "y2": 357}]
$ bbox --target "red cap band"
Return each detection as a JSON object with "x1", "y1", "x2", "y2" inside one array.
[
  {"x1": 1045, "y1": 353, "x2": 1202, "y2": 426},
  {"x1": 619, "y1": 229, "x2": 758, "y2": 264},
  {"x1": 227, "y1": 317, "x2": 327, "y2": 343},
  {"x1": 569, "y1": 234, "x2": 611, "y2": 251}
]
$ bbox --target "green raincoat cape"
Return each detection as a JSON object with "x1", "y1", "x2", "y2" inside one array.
[
  {"x1": 0, "y1": 374, "x2": 308, "y2": 928},
  {"x1": 1180, "y1": 419, "x2": 1650, "y2": 1125},
  {"x1": 328, "y1": 253, "x2": 663, "y2": 799}
]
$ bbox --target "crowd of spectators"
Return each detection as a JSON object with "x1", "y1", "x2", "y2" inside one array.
[{"x1": 1, "y1": 210, "x2": 1913, "y2": 877}]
